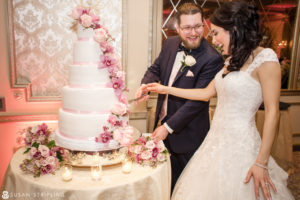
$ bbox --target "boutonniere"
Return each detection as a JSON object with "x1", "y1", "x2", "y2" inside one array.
[{"x1": 180, "y1": 55, "x2": 196, "y2": 72}]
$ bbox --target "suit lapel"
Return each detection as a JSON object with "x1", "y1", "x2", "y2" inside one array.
[{"x1": 172, "y1": 64, "x2": 188, "y2": 86}]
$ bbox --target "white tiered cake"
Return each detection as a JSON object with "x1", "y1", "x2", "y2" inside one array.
[{"x1": 55, "y1": 23, "x2": 127, "y2": 152}]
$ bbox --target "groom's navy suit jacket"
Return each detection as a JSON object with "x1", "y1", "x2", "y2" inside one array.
[{"x1": 141, "y1": 36, "x2": 223, "y2": 154}]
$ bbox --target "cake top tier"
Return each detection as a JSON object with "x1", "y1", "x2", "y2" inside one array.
[{"x1": 77, "y1": 24, "x2": 94, "y2": 39}]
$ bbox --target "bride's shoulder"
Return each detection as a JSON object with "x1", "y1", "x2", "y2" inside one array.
[{"x1": 254, "y1": 47, "x2": 278, "y2": 63}]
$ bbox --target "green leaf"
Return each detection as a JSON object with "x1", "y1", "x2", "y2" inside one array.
[
  {"x1": 47, "y1": 140, "x2": 56, "y2": 148},
  {"x1": 32, "y1": 142, "x2": 40, "y2": 149},
  {"x1": 56, "y1": 151, "x2": 63, "y2": 162},
  {"x1": 23, "y1": 147, "x2": 31, "y2": 154}
]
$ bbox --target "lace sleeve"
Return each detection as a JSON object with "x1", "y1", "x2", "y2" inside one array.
[{"x1": 246, "y1": 48, "x2": 279, "y2": 74}]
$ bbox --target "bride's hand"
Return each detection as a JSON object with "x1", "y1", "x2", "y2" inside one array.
[
  {"x1": 244, "y1": 164, "x2": 277, "y2": 200},
  {"x1": 146, "y1": 83, "x2": 169, "y2": 94}
]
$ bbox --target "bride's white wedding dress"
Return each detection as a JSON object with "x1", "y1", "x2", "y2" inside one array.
[{"x1": 172, "y1": 48, "x2": 294, "y2": 200}]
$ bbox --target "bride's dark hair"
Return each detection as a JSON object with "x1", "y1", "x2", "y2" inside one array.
[{"x1": 210, "y1": 1, "x2": 262, "y2": 76}]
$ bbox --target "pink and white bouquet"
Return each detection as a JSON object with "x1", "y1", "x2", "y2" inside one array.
[
  {"x1": 127, "y1": 136, "x2": 169, "y2": 167},
  {"x1": 19, "y1": 123, "x2": 69, "y2": 177}
]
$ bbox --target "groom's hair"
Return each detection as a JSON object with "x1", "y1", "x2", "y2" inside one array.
[{"x1": 175, "y1": 3, "x2": 204, "y2": 25}]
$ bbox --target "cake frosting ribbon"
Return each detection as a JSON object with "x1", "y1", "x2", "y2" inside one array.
[{"x1": 62, "y1": 108, "x2": 111, "y2": 115}]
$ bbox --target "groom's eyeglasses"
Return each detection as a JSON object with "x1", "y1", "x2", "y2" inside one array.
[{"x1": 180, "y1": 24, "x2": 204, "y2": 34}]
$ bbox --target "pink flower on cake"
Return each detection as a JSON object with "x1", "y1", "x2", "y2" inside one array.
[
  {"x1": 118, "y1": 93, "x2": 128, "y2": 104},
  {"x1": 99, "y1": 54, "x2": 119, "y2": 69},
  {"x1": 70, "y1": 8, "x2": 81, "y2": 20},
  {"x1": 94, "y1": 28, "x2": 107, "y2": 43},
  {"x1": 113, "y1": 126, "x2": 134, "y2": 146},
  {"x1": 90, "y1": 13, "x2": 100, "y2": 24},
  {"x1": 108, "y1": 114, "x2": 117, "y2": 126},
  {"x1": 80, "y1": 14, "x2": 93, "y2": 28},
  {"x1": 103, "y1": 43, "x2": 115, "y2": 54},
  {"x1": 111, "y1": 103, "x2": 128, "y2": 116},
  {"x1": 100, "y1": 132, "x2": 111, "y2": 143},
  {"x1": 111, "y1": 77, "x2": 125, "y2": 90}
]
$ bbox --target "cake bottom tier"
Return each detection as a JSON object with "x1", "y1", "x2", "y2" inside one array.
[
  {"x1": 55, "y1": 129, "x2": 119, "y2": 151},
  {"x1": 56, "y1": 108, "x2": 119, "y2": 151}
]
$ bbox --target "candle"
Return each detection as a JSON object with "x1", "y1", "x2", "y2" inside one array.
[
  {"x1": 92, "y1": 153, "x2": 100, "y2": 164},
  {"x1": 91, "y1": 164, "x2": 102, "y2": 181},
  {"x1": 61, "y1": 165, "x2": 72, "y2": 181},
  {"x1": 122, "y1": 160, "x2": 132, "y2": 174}
]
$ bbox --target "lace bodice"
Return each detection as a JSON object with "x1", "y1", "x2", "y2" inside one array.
[{"x1": 213, "y1": 48, "x2": 279, "y2": 128}]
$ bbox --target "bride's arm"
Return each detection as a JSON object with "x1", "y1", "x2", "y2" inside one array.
[
  {"x1": 244, "y1": 61, "x2": 281, "y2": 199},
  {"x1": 146, "y1": 79, "x2": 216, "y2": 101}
]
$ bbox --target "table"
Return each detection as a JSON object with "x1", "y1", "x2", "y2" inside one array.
[{"x1": 1, "y1": 148, "x2": 171, "y2": 200}]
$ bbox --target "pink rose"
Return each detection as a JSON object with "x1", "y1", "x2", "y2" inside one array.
[
  {"x1": 108, "y1": 115, "x2": 117, "y2": 125},
  {"x1": 141, "y1": 150, "x2": 152, "y2": 160},
  {"x1": 80, "y1": 14, "x2": 92, "y2": 27},
  {"x1": 157, "y1": 153, "x2": 166, "y2": 162},
  {"x1": 46, "y1": 156, "x2": 56, "y2": 166},
  {"x1": 39, "y1": 159, "x2": 48, "y2": 167},
  {"x1": 156, "y1": 140, "x2": 165, "y2": 152},
  {"x1": 113, "y1": 126, "x2": 134, "y2": 146},
  {"x1": 133, "y1": 145, "x2": 143, "y2": 154},
  {"x1": 111, "y1": 103, "x2": 128, "y2": 116},
  {"x1": 29, "y1": 147, "x2": 37, "y2": 158},
  {"x1": 38, "y1": 145, "x2": 50, "y2": 157},
  {"x1": 145, "y1": 140, "x2": 155, "y2": 149},
  {"x1": 31, "y1": 126, "x2": 39, "y2": 134},
  {"x1": 94, "y1": 28, "x2": 107, "y2": 43}
]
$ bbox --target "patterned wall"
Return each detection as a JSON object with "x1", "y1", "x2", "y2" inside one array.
[{"x1": 10, "y1": 0, "x2": 122, "y2": 97}]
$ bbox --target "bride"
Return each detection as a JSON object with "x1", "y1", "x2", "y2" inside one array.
[{"x1": 147, "y1": 1, "x2": 294, "y2": 200}]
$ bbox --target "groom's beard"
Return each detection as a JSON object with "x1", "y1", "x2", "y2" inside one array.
[{"x1": 180, "y1": 34, "x2": 203, "y2": 50}]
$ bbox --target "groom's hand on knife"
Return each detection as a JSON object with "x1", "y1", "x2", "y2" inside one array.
[{"x1": 152, "y1": 125, "x2": 169, "y2": 142}]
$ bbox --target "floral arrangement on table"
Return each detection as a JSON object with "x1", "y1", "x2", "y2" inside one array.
[
  {"x1": 70, "y1": 4, "x2": 132, "y2": 146},
  {"x1": 127, "y1": 135, "x2": 169, "y2": 167},
  {"x1": 18, "y1": 123, "x2": 69, "y2": 177}
]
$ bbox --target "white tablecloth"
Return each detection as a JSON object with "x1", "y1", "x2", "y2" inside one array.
[{"x1": 1, "y1": 148, "x2": 171, "y2": 200}]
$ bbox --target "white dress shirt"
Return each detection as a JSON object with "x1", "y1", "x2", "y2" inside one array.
[{"x1": 160, "y1": 51, "x2": 185, "y2": 133}]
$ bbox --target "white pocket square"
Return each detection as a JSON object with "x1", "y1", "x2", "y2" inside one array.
[{"x1": 186, "y1": 70, "x2": 194, "y2": 77}]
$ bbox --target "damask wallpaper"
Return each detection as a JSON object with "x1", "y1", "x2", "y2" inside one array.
[{"x1": 10, "y1": 0, "x2": 122, "y2": 97}]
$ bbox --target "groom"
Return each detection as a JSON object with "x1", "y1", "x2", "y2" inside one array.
[{"x1": 135, "y1": 3, "x2": 223, "y2": 191}]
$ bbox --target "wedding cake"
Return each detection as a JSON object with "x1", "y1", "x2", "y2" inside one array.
[{"x1": 55, "y1": 6, "x2": 132, "y2": 152}]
